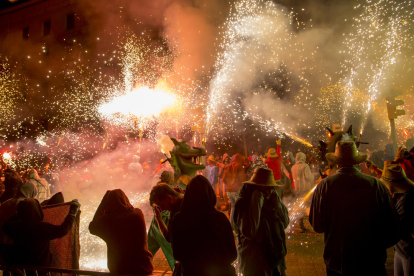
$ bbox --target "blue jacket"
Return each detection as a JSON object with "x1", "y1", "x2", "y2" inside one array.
[{"x1": 206, "y1": 165, "x2": 219, "y2": 186}]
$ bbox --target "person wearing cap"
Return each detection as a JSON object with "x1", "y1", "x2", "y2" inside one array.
[
  {"x1": 310, "y1": 141, "x2": 400, "y2": 276},
  {"x1": 233, "y1": 168, "x2": 289, "y2": 276},
  {"x1": 265, "y1": 140, "x2": 283, "y2": 195},
  {"x1": 206, "y1": 155, "x2": 220, "y2": 198},
  {"x1": 381, "y1": 163, "x2": 414, "y2": 276}
]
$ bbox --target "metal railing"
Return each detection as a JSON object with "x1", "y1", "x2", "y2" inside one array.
[{"x1": 0, "y1": 265, "x2": 112, "y2": 276}]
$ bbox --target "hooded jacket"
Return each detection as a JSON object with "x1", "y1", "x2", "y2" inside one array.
[
  {"x1": 291, "y1": 152, "x2": 314, "y2": 196},
  {"x1": 171, "y1": 176, "x2": 237, "y2": 276},
  {"x1": 28, "y1": 169, "x2": 50, "y2": 204},
  {"x1": 89, "y1": 189, "x2": 153, "y2": 275},
  {"x1": 0, "y1": 181, "x2": 38, "y2": 244},
  {"x1": 218, "y1": 153, "x2": 230, "y2": 178},
  {"x1": 128, "y1": 155, "x2": 143, "y2": 179},
  {"x1": 233, "y1": 183, "x2": 289, "y2": 275},
  {"x1": 3, "y1": 198, "x2": 76, "y2": 267},
  {"x1": 265, "y1": 145, "x2": 282, "y2": 181},
  {"x1": 0, "y1": 169, "x2": 23, "y2": 204},
  {"x1": 222, "y1": 154, "x2": 246, "y2": 193}
]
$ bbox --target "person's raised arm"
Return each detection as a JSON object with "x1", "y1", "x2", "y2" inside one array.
[
  {"x1": 40, "y1": 199, "x2": 80, "y2": 240},
  {"x1": 153, "y1": 205, "x2": 169, "y2": 238}
]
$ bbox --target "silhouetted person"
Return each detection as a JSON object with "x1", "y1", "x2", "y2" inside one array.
[
  {"x1": 0, "y1": 181, "x2": 37, "y2": 246},
  {"x1": 147, "y1": 184, "x2": 184, "y2": 269},
  {"x1": 223, "y1": 153, "x2": 246, "y2": 224},
  {"x1": 233, "y1": 168, "x2": 289, "y2": 276},
  {"x1": 381, "y1": 164, "x2": 414, "y2": 276},
  {"x1": 3, "y1": 198, "x2": 80, "y2": 274},
  {"x1": 171, "y1": 175, "x2": 237, "y2": 276},
  {"x1": 310, "y1": 141, "x2": 400, "y2": 276},
  {"x1": 89, "y1": 189, "x2": 153, "y2": 275},
  {"x1": 0, "y1": 169, "x2": 24, "y2": 204}
]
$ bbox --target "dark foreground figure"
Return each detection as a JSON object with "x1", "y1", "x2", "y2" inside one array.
[
  {"x1": 89, "y1": 189, "x2": 154, "y2": 275},
  {"x1": 310, "y1": 141, "x2": 400, "y2": 276},
  {"x1": 3, "y1": 198, "x2": 80, "y2": 273},
  {"x1": 381, "y1": 164, "x2": 414, "y2": 276},
  {"x1": 171, "y1": 175, "x2": 237, "y2": 276},
  {"x1": 233, "y1": 168, "x2": 289, "y2": 276}
]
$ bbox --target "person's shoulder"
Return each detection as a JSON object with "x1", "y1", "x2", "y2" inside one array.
[
  {"x1": 208, "y1": 210, "x2": 232, "y2": 226},
  {"x1": 131, "y1": 208, "x2": 145, "y2": 217}
]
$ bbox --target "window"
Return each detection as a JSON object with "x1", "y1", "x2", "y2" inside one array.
[
  {"x1": 43, "y1": 20, "x2": 51, "y2": 36},
  {"x1": 67, "y1": 13, "x2": 75, "y2": 29},
  {"x1": 22, "y1": 27, "x2": 29, "y2": 40}
]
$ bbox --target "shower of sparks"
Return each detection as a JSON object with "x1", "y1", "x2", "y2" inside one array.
[
  {"x1": 340, "y1": 0, "x2": 414, "y2": 132},
  {"x1": 207, "y1": 0, "x2": 318, "y2": 148},
  {"x1": 285, "y1": 185, "x2": 317, "y2": 233},
  {"x1": 99, "y1": 86, "x2": 176, "y2": 118},
  {"x1": 0, "y1": 0, "x2": 414, "y2": 272}
]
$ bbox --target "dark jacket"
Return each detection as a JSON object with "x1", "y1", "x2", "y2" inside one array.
[
  {"x1": 233, "y1": 183, "x2": 289, "y2": 275},
  {"x1": 393, "y1": 188, "x2": 414, "y2": 258},
  {"x1": 0, "y1": 169, "x2": 24, "y2": 204},
  {"x1": 89, "y1": 189, "x2": 153, "y2": 275},
  {"x1": 223, "y1": 154, "x2": 246, "y2": 192},
  {"x1": 0, "y1": 181, "x2": 37, "y2": 244},
  {"x1": 171, "y1": 176, "x2": 237, "y2": 276},
  {"x1": 3, "y1": 198, "x2": 75, "y2": 267},
  {"x1": 310, "y1": 166, "x2": 400, "y2": 274}
]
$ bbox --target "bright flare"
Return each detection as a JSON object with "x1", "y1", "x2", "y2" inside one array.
[
  {"x1": 2, "y1": 152, "x2": 11, "y2": 160},
  {"x1": 99, "y1": 87, "x2": 175, "y2": 118}
]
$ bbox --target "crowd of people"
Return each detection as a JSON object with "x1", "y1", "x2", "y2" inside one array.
[{"x1": 0, "y1": 137, "x2": 413, "y2": 276}]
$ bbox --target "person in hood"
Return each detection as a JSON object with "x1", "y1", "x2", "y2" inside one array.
[
  {"x1": 0, "y1": 169, "x2": 24, "y2": 204},
  {"x1": 171, "y1": 175, "x2": 237, "y2": 276},
  {"x1": 233, "y1": 168, "x2": 289, "y2": 276},
  {"x1": 89, "y1": 189, "x2": 153, "y2": 275},
  {"x1": 292, "y1": 152, "x2": 314, "y2": 196},
  {"x1": 28, "y1": 169, "x2": 50, "y2": 204},
  {"x1": 265, "y1": 140, "x2": 283, "y2": 185},
  {"x1": 3, "y1": 198, "x2": 80, "y2": 273},
  {"x1": 291, "y1": 152, "x2": 314, "y2": 233},
  {"x1": 223, "y1": 153, "x2": 246, "y2": 223},
  {"x1": 0, "y1": 181, "x2": 37, "y2": 245},
  {"x1": 128, "y1": 155, "x2": 143, "y2": 179}
]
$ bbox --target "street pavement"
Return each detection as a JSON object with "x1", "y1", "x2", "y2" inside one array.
[{"x1": 151, "y1": 215, "x2": 396, "y2": 276}]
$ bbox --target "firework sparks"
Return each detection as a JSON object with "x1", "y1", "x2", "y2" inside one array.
[{"x1": 99, "y1": 86, "x2": 176, "y2": 118}]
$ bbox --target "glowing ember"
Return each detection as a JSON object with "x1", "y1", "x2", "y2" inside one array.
[
  {"x1": 99, "y1": 87, "x2": 176, "y2": 118},
  {"x1": 2, "y1": 152, "x2": 11, "y2": 160}
]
